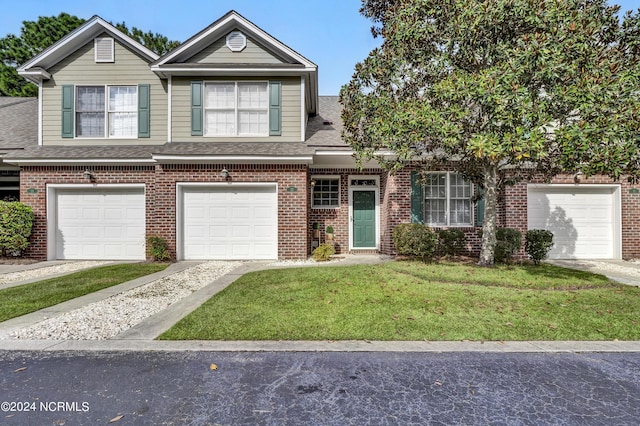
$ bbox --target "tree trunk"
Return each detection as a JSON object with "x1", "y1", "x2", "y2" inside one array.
[{"x1": 478, "y1": 164, "x2": 499, "y2": 266}]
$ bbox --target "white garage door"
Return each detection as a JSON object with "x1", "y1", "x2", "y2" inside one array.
[
  {"x1": 55, "y1": 188, "x2": 145, "y2": 260},
  {"x1": 527, "y1": 186, "x2": 619, "y2": 259},
  {"x1": 182, "y1": 185, "x2": 278, "y2": 260}
]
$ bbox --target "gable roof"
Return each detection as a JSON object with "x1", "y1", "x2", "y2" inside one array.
[
  {"x1": 18, "y1": 15, "x2": 159, "y2": 83},
  {"x1": 151, "y1": 10, "x2": 318, "y2": 114},
  {"x1": 153, "y1": 10, "x2": 316, "y2": 70},
  {"x1": 0, "y1": 97, "x2": 38, "y2": 150}
]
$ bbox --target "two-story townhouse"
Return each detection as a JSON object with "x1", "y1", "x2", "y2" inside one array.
[{"x1": 9, "y1": 10, "x2": 640, "y2": 262}]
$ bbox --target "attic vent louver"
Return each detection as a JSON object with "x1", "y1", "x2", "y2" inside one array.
[
  {"x1": 226, "y1": 31, "x2": 247, "y2": 52},
  {"x1": 94, "y1": 37, "x2": 114, "y2": 62}
]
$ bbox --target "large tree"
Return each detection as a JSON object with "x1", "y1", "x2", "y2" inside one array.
[
  {"x1": 0, "y1": 13, "x2": 84, "y2": 96},
  {"x1": 340, "y1": 0, "x2": 640, "y2": 265},
  {"x1": 0, "y1": 13, "x2": 180, "y2": 97},
  {"x1": 114, "y1": 22, "x2": 180, "y2": 56}
]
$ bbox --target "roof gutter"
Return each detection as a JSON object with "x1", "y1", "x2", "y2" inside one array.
[
  {"x1": 3, "y1": 158, "x2": 156, "y2": 166},
  {"x1": 17, "y1": 68, "x2": 51, "y2": 84},
  {"x1": 152, "y1": 154, "x2": 314, "y2": 165}
]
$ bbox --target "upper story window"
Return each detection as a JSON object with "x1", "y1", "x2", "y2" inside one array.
[
  {"x1": 204, "y1": 82, "x2": 268, "y2": 136},
  {"x1": 76, "y1": 85, "x2": 137, "y2": 138},
  {"x1": 312, "y1": 176, "x2": 340, "y2": 208},
  {"x1": 424, "y1": 172, "x2": 473, "y2": 226}
]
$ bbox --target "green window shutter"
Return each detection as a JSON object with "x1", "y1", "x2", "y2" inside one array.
[
  {"x1": 61, "y1": 85, "x2": 74, "y2": 138},
  {"x1": 191, "y1": 81, "x2": 203, "y2": 136},
  {"x1": 138, "y1": 84, "x2": 150, "y2": 138},
  {"x1": 410, "y1": 171, "x2": 424, "y2": 224},
  {"x1": 476, "y1": 186, "x2": 485, "y2": 227},
  {"x1": 269, "y1": 80, "x2": 281, "y2": 136}
]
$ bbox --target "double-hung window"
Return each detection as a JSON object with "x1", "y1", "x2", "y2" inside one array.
[
  {"x1": 204, "y1": 82, "x2": 268, "y2": 136},
  {"x1": 76, "y1": 86, "x2": 105, "y2": 138},
  {"x1": 75, "y1": 85, "x2": 137, "y2": 138},
  {"x1": 424, "y1": 172, "x2": 473, "y2": 226}
]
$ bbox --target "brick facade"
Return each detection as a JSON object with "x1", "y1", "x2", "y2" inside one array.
[
  {"x1": 382, "y1": 167, "x2": 484, "y2": 257},
  {"x1": 20, "y1": 164, "x2": 308, "y2": 260},
  {"x1": 308, "y1": 168, "x2": 387, "y2": 255},
  {"x1": 506, "y1": 173, "x2": 640, "y2": 260},
  {"x1": 19, "y1": 164, "x2": 640, "y2": 261}
]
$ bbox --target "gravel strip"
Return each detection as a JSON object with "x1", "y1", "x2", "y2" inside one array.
[
  {"x1": 267, "y1": 257, "x2": 343, "y2": 267},
  {"x1": 0, "y1": 261, "x2": 112, "y2": 285},
  {"x1": 12, "y1": 261, "x2": 238, "y2": 340}
]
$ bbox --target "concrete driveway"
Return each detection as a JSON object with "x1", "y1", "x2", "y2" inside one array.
[{"x1": 547, "y1": 259, "x2": 640, "y2": 287}]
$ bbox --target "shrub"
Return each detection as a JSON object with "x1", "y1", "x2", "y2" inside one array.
[
  {"x1": 147, "y1": 236, "x2": 171, "y2": 262},
  {"x1": 313, "y1": 243, "x2": 335, "y2": 261},
  {"x1": 437, "y1": 228, "x2": 466, "y2": 257},
  {"x1": 494, "y1": 228, "x2": 522, "y2": 263},
  {"x1": 525, "y1": 229, "x2": 554, "y2": 265},
  {"x1": 325, "y1": 226, "x2": 334, "y2": 234},
  {"x1": 0, "y1": 201, "x2": 34, "y2": 256},
  {"x1": 393, "y1": 223, "x2": 438, "y2": 262}
]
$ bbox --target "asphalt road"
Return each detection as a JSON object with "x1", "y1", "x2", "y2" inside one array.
[{"x1": 1, "y1": 350, "x2": 639, "y2": 425}]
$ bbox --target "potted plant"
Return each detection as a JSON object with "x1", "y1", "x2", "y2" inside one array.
[
  {"x1": 312, "y1": 222, "x2": 320, "y2": 239},
  {"x1": 325, "y1": 225, "x2": 334, "y2": 241}
]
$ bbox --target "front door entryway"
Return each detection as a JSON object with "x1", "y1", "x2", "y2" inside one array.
[{"x1": 353, "y1": 190, "x2": 376, "y2": 248}]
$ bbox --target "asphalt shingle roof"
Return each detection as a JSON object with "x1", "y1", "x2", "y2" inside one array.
[
  {"x1": 0, "y1": 97, "x2": 38, "y2": 149},
  {"x1": 0, "y1": 96, "x2": 350, "y2": 161},
  {"x1": 305, "y1": 96, "x2": 349, "y2": 148},
  {"x1": 154, "y1": 142, "x2": 314, "y2": 157},
  {"x1": 3, "y1": 145, "x2": 157, "y2": 160}
]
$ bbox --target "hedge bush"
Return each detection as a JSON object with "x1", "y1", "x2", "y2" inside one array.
[
  {"x1": 0, "y1": 201, "x2": 34, "y2": 256},
  {"x1": 437, "y1": 228, "x2": 466, "y2": 257},
  {"x1": 525, "y1": 229, "x2": 554, "y2": 265},
  {"x1": 494, "y1": 228, "x2": 522, "y2": 263},
  {"x1": 393, "y1": 223, "x2": 438, "y2": 261},
  {"x1": 313, "y1": 243, "x2": 335, "y2": 261},
  {"x1": 147, "y1": 236, "x2": 171, "y2": 261}
]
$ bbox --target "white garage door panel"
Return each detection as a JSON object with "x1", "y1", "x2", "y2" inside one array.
[
  {"x1": 527, "y1": 187, "x2": 618, "y2": 259},
  {"x1": 182, "y1": 186, "x2": 277, "y2": 260},
  {"x1": 56, "y1": 189, "x2": 145, "y2": 260}
]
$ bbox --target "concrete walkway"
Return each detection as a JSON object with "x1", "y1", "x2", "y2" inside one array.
[{"x1": 0, "y1": 255, "x2": 639, "y2": 353}]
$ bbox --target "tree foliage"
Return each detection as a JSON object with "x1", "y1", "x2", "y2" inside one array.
[
  {"x1": 0, "y1": 13, "x2": 180, "y2": 97},
  {"x1": 340, "y1": 0, "x2": 640, "y2": 265},
  {"x1": 0, "y1": 13, "x2": 84, "y2": 96},
  {"x1": 113, "y1": 22, "x2": 180, "y2": 56}
]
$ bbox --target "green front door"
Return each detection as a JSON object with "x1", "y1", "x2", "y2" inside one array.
[{"x1": 353, "y1": 190, "x2": 376, "y2": 248}]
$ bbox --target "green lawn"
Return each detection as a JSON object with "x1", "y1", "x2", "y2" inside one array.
[
  {"x1": 0, "y1": 263, "x2": 168, "y2": 322},
  {"x1": 160, "y1": 261, "x2": 640, "y2": 341}
]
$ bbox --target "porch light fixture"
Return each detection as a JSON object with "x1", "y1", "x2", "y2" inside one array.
[
  {"x1": 310, "y1": 179, "x2": 316, "y2": 187},
  {"x1": 221, "y1": 168, "x2": 230, "y2": 179},
  {"x1": 83, "y1": 169, "x2": 94, "y2": 180}
]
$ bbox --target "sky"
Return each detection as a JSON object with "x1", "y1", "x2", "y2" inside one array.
[{"x1": 1, "y1": 0, "x2": 638, "y2": 95}]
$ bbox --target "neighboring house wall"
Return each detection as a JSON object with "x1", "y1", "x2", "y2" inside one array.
[
  {"x1": 506, "y1": 174, "x2": 640, "y2": 260},
  {"x1": 41, "y1": 35, "x2": 168, "y2": 145},
  {"x1": 188, "y1": 36, "x2": 284, "y2": 64},
  {"x1": 170, "y1": 76, "x2": 302, "y2": 142}
]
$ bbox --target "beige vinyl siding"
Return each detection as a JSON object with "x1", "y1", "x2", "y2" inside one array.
[
  {"x1": 171, "y1": 76, "x2": 302, "y2": 142},
  {"x1": 187, "y1": 36, "x2": 285, "y2": 64},
  {"x1": 42, "y1": 35, "x2": 167, "y2": 146}
]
